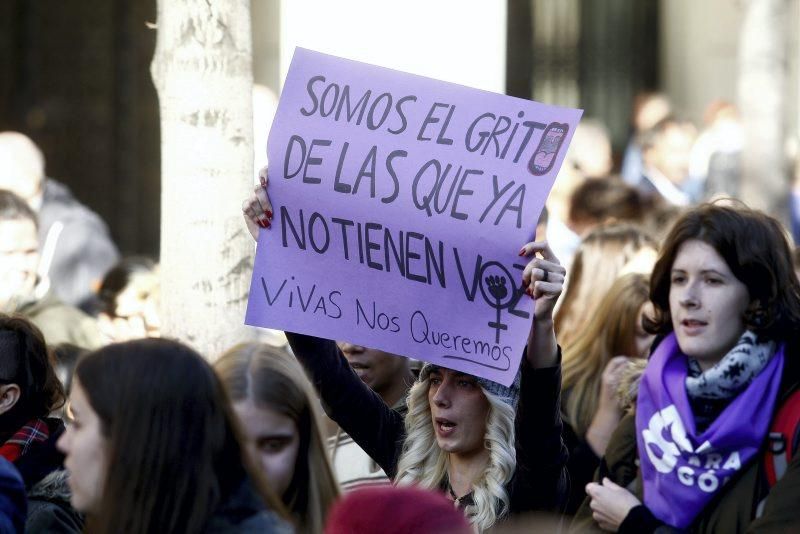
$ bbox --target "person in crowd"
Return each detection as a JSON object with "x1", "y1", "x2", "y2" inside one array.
[
  {"x1": 0, "y1": 190, "x2": 102, "y2": 349},
  {"x1": 637, "y1": 118, "x2": 700, "y2": 206},
  {"x1": 0, "y1": 457, "x2": 26, "y2": 534},
  {"x1": 555, "y1": 223, "x2": 657, "y2": 349},
  {"x1": 95, "y1": 256, "x2": 161, "y2": 342},
  {"x1": 215, "y1": 342, "x2": 339, "y2": 533},
  {"x1": 546, "y1": 120, "x2": 614, "y2": 268},
  {"x1": 640, "y1": 202, "x2": 686, "y2": 244},
  {"x1": 621, "y1": 92, "x2": 672, "y2": 186},
  {"x1": 329, "y1": 342, "x2": 415, "y2": 491},
  {"x1": 566, "y1": 178, "x2": 649, "y2": 238},
  {"x1": 688, "y1": 100, "x2": 743, "y2": 199},
  {"x1": 0, "y1": 314, "x2": 82, "y2": 532},
  {"x1": 560, "y1": 273, "x2": 654, "y2": 514},
  {"x1": 51, "y1": 343, "x2": 86, "y2": 398},
  {"x1": 793, "y1": 246, "x2": 800, "y2": 281},
  {"x1": 243, "y1": 170, "x2": 569, "y2": 531},
  {"x1": 324, "y1": 485, "x2": 472, "y2": 534},
  {"x1": 56, "y1": 338, "x2": 291, "y2": 533},
  {"x1": 573, "y1": 203, "x2": 800, "y2": 532},
  {"x1": 0, "y1": 132, "x2": 120, "y2": 311}
]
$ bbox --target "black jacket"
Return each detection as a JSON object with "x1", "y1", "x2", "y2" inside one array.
[
  {"x1": 205, "y1": 479, "x2": 292, "y2": 533},
  {"x1": 10, "y1": 418, "x2": 83, "y2": 533}
]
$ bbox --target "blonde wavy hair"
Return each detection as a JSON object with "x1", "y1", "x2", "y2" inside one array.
[
  {"x1": 394, "y1": 376, "x2": 516, "y2": 532},
  {"x1": 215, "y1": 343, "x2": 340, "y2": 534},
  {"x1": 555, "y1": 223, "x2": 656, "y2": 348},
  {"x1": 561, "y1": 273, "x2": 651, "y2": 438}
]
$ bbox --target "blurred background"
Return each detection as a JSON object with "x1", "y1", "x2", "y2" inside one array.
[{"x1": 0, "y1": 0, "x2": 797, "y2": 257}]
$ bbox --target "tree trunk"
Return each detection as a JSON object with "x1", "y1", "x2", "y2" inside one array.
[
  {"x1": 151, "y1": 0, "x2": 256, "y2": 358},
  {"x1": 738, "y1": 0, "x2": 789, "y2": 219}
]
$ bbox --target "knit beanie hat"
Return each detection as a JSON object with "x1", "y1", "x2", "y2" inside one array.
[{"x1": 418, "y1": 362, "x2": 522, "y2": 411}]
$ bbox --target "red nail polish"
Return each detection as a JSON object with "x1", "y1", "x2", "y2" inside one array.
[
  {"x1": 266, "y1": 209, "x2": 273, "y2": 218},
  {"x1": 519, "y1": 248, "x2": 526, "y2": 257},
  {"x1": 265, "y1": 219, "x2": 271, "y2": 228}
]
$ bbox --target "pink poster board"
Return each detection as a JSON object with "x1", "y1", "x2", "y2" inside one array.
[{"x1": 246, "y1": 48, "x2": 583, "y2": 386}]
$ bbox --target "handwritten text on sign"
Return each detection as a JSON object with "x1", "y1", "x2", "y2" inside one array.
[{"x1": 245, "y1": 48, "x2": 582, "y2": 386}]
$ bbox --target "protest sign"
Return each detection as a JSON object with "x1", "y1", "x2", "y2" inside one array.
[{"x1": 246, "y1": 48, "x2": 582, "y2": 385}]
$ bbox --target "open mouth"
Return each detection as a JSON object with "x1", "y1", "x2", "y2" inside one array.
[{"x1": 435, "y1": 417, "x2": 457, "y2": 435}]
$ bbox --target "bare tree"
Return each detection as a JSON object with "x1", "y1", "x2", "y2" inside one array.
[
  {"x1": 151, "y1": 0, "x2": 256, "y2": 358},
  {"x1": 738, "y1": 0, "x2": 789, "y2": 219}
]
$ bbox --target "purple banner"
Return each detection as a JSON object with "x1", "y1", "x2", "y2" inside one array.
[{"x1": 245, "y1": 48, "x2": 582, "y2": 385}]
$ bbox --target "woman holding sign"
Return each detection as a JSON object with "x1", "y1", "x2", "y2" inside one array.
[
  {"x1": 243, "y1": 169, "x2": 568, "y2": 531},
  {"x1": 571, "y1": 203, "x2": 800, "y2": 532}
]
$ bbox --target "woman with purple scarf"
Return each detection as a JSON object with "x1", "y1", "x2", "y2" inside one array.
[{"x1": 571, "y1": 203, "x2": 800, "y2": 532}]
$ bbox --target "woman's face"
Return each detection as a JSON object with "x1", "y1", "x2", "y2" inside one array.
[
  {"x1": 427, "y1": 369, "x2": 490, "y2": 456},
  {"x1": 669, "y1": 239, "x2": 751, "y2": 369},
  {"x1": 233, "y1": 400, "x2": 300, "y2": 499},
  {"x1": 56, "y1": 380, "x2": 108, "y2": 514},
  {"x1": 112, "y1": 271, "x2": 161, "y2": 339},
  {"x1": 634, "y1": 301, "x2": 656, "y2": 357}
]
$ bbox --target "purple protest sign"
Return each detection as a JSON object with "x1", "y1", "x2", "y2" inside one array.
[{"x1": 245, "y1": 48, "x2": 582, "y2": 386}]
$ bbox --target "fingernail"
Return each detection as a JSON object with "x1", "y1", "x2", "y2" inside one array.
[
  {"x1": 257, "y1": 220, "x2": 266, "y2": 228},
  {"x1": 266, "y1": 209, "x2": 273, "y2": 218},
  {"x1": 518, "y1": 248, "x2": 526, "y2": 256},
  {"x1": 265, "y1": 219, "x2": 271, "y2": 228},
  {"x1": 260, "y1": 176, "x2": 267, "y2": 188}
]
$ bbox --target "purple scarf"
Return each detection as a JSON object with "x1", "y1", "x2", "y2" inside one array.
[{"x1": 635, "y1": 333, "x2": 784, "y2": 528}]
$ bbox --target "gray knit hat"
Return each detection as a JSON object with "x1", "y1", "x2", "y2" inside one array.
[{"x1": 418, "y1": 363, "x2": 521, "y2": 411}]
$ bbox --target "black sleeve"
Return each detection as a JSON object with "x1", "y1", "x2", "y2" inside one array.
[
  {"x1": 509, "y1": 349, "x2": 570, "y2": 514},
  {"x1": 618, "y1": 505, "x2": 666, "y2": 534},
  {"x1": 285, "y1": 332, "x2": 405, "y2": 478},
  {"x1": 563, "y1": 422, "x2": 601, "y2": 515}
]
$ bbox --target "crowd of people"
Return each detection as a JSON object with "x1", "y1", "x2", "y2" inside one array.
[{"x1": 0, "y1": 90, "x2": 798, "y2": 534}]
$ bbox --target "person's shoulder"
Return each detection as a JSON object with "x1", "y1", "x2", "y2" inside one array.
[
  {"x1": 24, "y1": 293, "x2": 91, "y2": 330},
  {"x1": 26, "y1": 470, "x2": 83, "y2": 534},
  {"x1": 604, "y1": 413, "x2": 638, "y2": 468},
  {"x1": 208, "y1": 510, "x2": 292, "y2": 534},
  {"x1": 40, "y1": 179, "x2": 109, "y2": 230},
  {"x1": 0, "y1": 458, "x2": 26, "y2": 534},
  {"x1": 207, "y1": 479, "x2": 293, "y2": 534},
  {"x1": 0, "y1": 458, "x2": 23, "y2": 497},
  {"x1": 24, "y1": 294, "x2": 102, "y2": 349}
]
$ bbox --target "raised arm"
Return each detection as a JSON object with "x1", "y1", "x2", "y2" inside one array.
[
  {"x1": 519, "y1": 240, "x2": 564, "y2": 369},
  {"x1": 284, "y1": 332, "x2": 405, "y2": 477},
  {"x1": 510, "y1": 240, "x2": 569, "y2": 512}
]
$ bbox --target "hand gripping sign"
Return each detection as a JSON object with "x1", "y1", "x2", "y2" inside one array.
[{"x1": 246, "y1": 48, "x2": 582, "y2": 386}]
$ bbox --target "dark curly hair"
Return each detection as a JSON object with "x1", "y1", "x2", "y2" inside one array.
[{"x1": 646, "y1": 203, "x2": 800, "y2": 340}]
